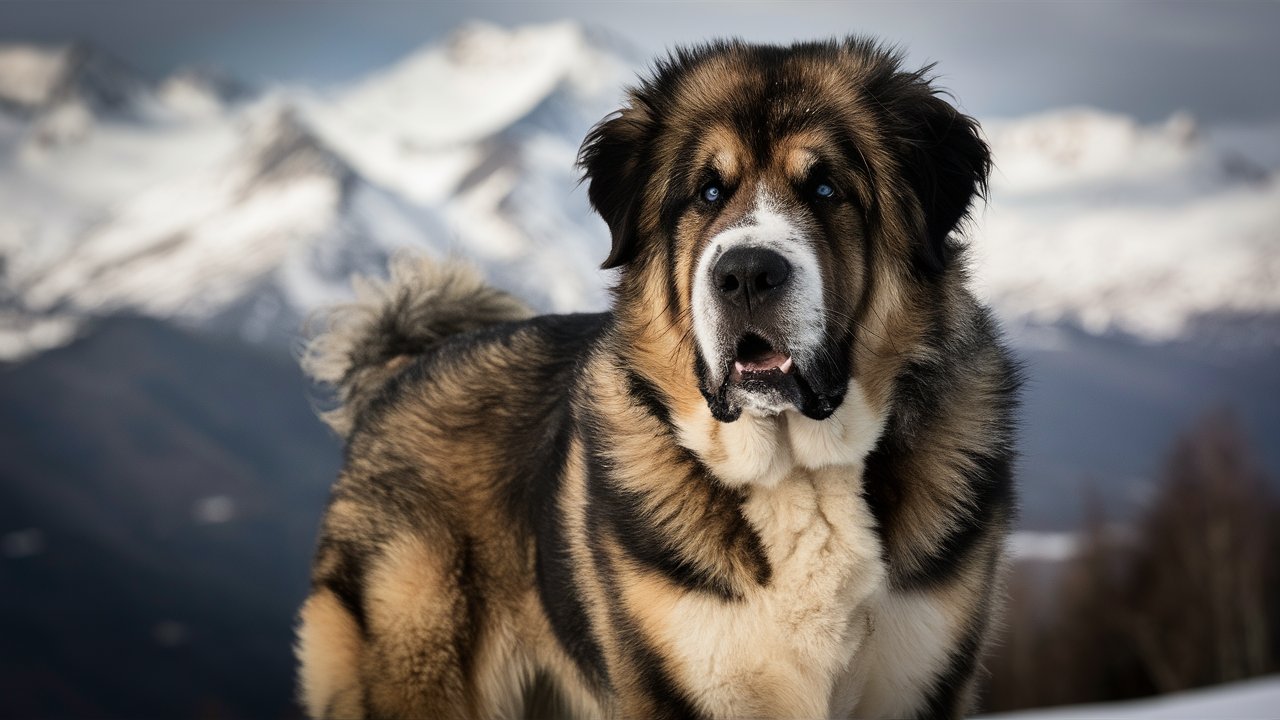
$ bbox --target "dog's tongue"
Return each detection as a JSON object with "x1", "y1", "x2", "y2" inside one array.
[{"x1": 735, "y1": 352, "x2": 794, "y2": 375}]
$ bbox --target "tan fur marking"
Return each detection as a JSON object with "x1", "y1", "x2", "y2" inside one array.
[
  {"x1": 362, "y1": 534, "x2": 468, "y2": 716},
  {"x1": 297, "y1": 590, "x2": 366, "y2": 720}
]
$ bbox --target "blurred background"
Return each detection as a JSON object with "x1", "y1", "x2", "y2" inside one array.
[{"x1": 1, "y1": 1, "x2": 1278, "y2": 717}]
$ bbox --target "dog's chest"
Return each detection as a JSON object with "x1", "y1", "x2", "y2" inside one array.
[
  {"x1": 652, "y1": 465, "x2": 885, "y2": 717},
  {"x1": 742, "y1": 466, "x2": 885, "y2": 660}
]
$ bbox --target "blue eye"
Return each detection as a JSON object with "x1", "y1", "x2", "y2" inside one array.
[
  {"x1": 702, "y1": 184, "x2": 723, "y2": 203},
  {"x1": 814, "y1": 182, "x2": 835, "y2": 199}
]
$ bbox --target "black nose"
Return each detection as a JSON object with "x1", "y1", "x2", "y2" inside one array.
[{"x1": 713, "y1": 247, "x2": 791, "y2": 309}]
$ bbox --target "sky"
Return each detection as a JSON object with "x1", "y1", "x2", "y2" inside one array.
[{"x1": 0, "y1": 1, "x2": 1277, "y2": 122}]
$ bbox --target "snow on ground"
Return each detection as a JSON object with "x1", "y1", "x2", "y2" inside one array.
[
  {"x1": 982, "y1": 675, "x2": 1280, "y2": 719},
  {"x1": 1006, "y1": 531, "x2": 1080, "y2": 563}
]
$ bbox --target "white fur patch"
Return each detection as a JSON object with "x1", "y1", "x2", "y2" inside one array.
[
  {"x1": 677, "y1": 379, "x2": 882, "y2": 489},
  {"x1": 848, "y1": 589, "x2": 963, "y2": 718},
  {"x1": 628, "y1": 465, "x2": 886, "y2": 718},
  {"x1": 676, "y1": 409, "x2": 794, "y2": 488},
  {"x1": 787, "y1": 380, "x2": 886, "y2": 470}
]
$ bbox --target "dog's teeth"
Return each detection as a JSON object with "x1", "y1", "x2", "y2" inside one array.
[
  {"x1": 734, "y1": 360, "x2": 746, "y2": 374},
  {"x1": 780, "y1": 356, "x2": 793, "y2": 374}
]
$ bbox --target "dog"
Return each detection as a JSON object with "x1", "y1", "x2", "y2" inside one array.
[{"x1": 296, "y1": 37, "x2": 1020, "y2": 719}]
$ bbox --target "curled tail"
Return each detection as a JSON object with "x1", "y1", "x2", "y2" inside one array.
[{"x1": 302, "y1": 254, "x2": 531, "y2": 436}]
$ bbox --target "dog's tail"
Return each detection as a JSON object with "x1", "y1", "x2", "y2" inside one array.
[{"x1": 302, "y1": 254, "x2": 531, "y2": 437}]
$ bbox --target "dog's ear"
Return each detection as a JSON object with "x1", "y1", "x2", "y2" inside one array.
[
  {"x1": 579, "y1": 109, "x2": 649, "y2": 269},
  {"x1": 896, "y1": 90, "x2": 991, "y2": 275}
]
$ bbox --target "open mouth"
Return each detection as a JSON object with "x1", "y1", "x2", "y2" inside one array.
[
  {"x1": 700, "y1": 330, "x2": 841, "y2": 422},
  {"x1": 729, "y1": 332, "x2": 794, "y2": 384}
]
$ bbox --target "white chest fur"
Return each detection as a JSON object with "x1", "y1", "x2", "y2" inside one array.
[
  {"x1": 632, "y1": 465, "x2": 885, "y2": 718},
  {"x1": 653, "y1": 381, "x2": 904, "y2": 717}
]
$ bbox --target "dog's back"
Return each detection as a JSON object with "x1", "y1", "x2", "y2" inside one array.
[{"x1": 298, "y1": 257, "x2": 606, "y2": 718}]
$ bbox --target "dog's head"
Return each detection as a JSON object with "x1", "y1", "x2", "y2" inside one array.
[{"x1": 581, "y1": 39, "x2": 989, "y2": 423}]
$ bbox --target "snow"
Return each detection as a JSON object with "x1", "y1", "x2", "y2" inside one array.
[
  {"x1": 971, "y1": 109, "x2": 1280, "y2": 342},
  {"x1": 0, "y1": 24, "x2": 1276, "y2": 361},
  {"x1": 158, "y1": 75, "x2": 227, "y2": 118},
  {"x1": 0, "y1": 315, "x2": 79, "y2": 361},
  {"x1": 1007, "y1": 531, "x2": 1080, "y2": 563},
  {"x1": 157, "y1": 67, "x2": 248, "y2": 118},
  {"x1": 334, "y1": 22, "x2": 594, "y2": 148},
  {"x1": 0, "y1": 43, "x2": 70, "y2": 108},
  {"x1": 983, "y1": 675, "x2": 1280, "y2": 719}
]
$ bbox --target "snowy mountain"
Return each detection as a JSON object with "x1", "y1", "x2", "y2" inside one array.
[
  {"x1": 19, "y1": 104, "x2": 449, "y2": 345},
  {"x1": 973, "y1": 109, "x2": 1280, "y2": 345},
  {"x1": 0, "y1": 23, "x2": 634, "y2": 359},
  {"x1": 0, "y1": 24, "x2": 1277, "y2": 362},
  {"x1": 0, "y1": 41, "x2": 156, "y2": 149},
  {"x1": 300, "y1": 21, "x2": 633, "y2": 311},
  {"x1": 157, "y1": 67, "x2": 253, "y2": 118},
  {"x1": 0, "y1": 41, "x2": 146, "y2": 116}
]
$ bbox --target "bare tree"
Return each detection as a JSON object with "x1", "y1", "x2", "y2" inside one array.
[{"x1": 981, "y1": 408, "x2": 1277, "y2": 713}]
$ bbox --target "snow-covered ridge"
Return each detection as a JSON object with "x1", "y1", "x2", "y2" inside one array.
[
  {"x1": 0, "y1": 24, "x2": 1277, "y2": 360},
  {"x1": 0, "y1": 23, "x2": 627, "y2": 358},
  {"x1": 971, "y1": 108, "x2": 1280, "y2": 344},
  {"x1": 158, "y1": 67, "x2": 253, "y2": 118},
  {"x1": 0, "y1": 44, "x2": 72, "y2": 109},
  {"x1": 0, "y1": 41, "x2": 147, "y2": 115}
]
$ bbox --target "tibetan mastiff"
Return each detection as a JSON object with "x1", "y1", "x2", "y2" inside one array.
[{"x1": 297, "y1": 37, "x2": 1019, "y2": 719}]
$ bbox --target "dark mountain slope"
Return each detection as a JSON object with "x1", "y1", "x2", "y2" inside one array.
[{"x1": 0, "y1": 316, "x2": 339, "y2": 719}]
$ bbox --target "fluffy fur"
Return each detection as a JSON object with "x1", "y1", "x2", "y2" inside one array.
[
  {"x1": 297, "y1": 37, "x2": 1019, "y2": 720},
  {"x1": 301, "y1": 254, "x2": 532, "y2": 435}
]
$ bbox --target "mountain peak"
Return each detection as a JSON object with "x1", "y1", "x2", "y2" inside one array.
[
  {"x1": 331, "y1": 20, "x2": 624, "y2": 150},
  {"x1": 158, "y1": 66, "x2": 253, "y2": 117},
  {"x1": 243, "y1": 104, "x2": 353, "y2": 191},
  {"x1": 0, "y1": 43, "x2": 73, "y2": 111},
  {"x1": 0, "y1": 41, "x2": 146, "y2": 116},
  {"x1": 442, "y1": 20, "x2": 585, "y2": 67}
]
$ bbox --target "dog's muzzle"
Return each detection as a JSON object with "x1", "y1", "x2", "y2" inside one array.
[{"x1": 698, "y1": 245, "x2": 842, "y2": 422}]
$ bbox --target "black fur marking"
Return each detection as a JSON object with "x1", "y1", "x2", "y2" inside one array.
[
  {"x1": 580, "y1": 112, "x2": 653, "y2": 269},
  {"x1": 624, "y1": 368, "x2": 674, "y2": 431},
  {"x1": 659, "y1": 132, "x2": 706, "y2": 233},
  {"x1": 531, "y1": 425, "x2": 610, "y2": 692},
  {"x1": 452, "y1": 535, "x2": 485, "y2": 692},
  {"x1": 498, "y1": 313, "x2": 611, "y2": 528},
  {"x1": 628, "y1": 628, "x2": 708, "y2": 720},
  {"x1": 317, "y1": 539, "x2": 372, "y2": 638},
  {"x1": 582, "y1": 416, "x2": 744, "y2": 601},
  {"x1": 583, "y1": 499, "x2": 709, "y2": 720},
  {"x1": 621, "y1": 369, "x2": 773, "y2": 591},
  {"x1": 517, "y1": 317, "x2": 613, "y2": 692},
  {"x1": 864, "y1": 321, "x2": 1021, "y2": 591},
  {"x1": 909, "y1": 451, "x2": 1013, "y2": 589},
  {"x1": 918, "y1": 550, "x2": 1001, "y2": 719},
  {"x1": 332, "y1": 468, "x2": 454, "y2": 535},
  {"x1": 857, "y1": 59, "x2": 991, "y2": 278},
  {"x1": 694, "y1": 353, "x2": 740, "y2": 422},
  {"x1": 919, "y1": 612, "x2": 985, "y2": 719},
  {"x1": 348, "y1": 317, "x2": 526, "y2": 440},
  {"x1": 677, "y1": 445, "x2": 774, "y2": 589}
]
